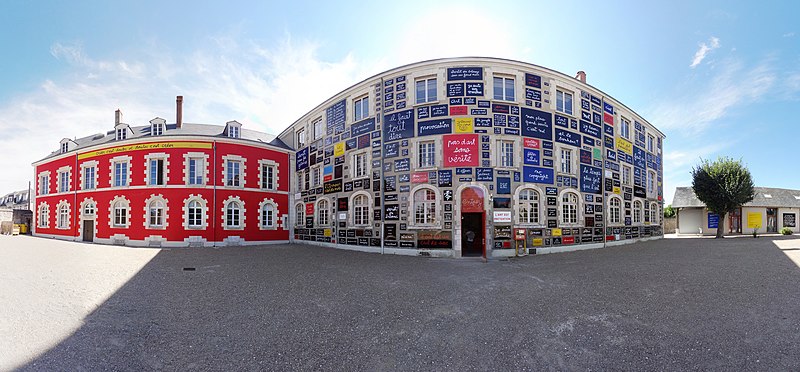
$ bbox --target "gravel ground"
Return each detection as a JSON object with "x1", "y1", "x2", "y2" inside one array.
[{"x1": 3, "y1": 235, "x2": 800, "y2": 371}]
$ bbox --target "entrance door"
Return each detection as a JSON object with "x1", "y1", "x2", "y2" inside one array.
[
  {"x1": 766, "y1": 208, "x2": 778, "y2": 233},
  {"x1": 729, "y1": 209, "x2": 742, "y2": 234},
  {"x1": 82, "y1": 220, "x2": 94, "y2": 242},
  {"x1": 460, "y1": 186, "x2": 485, "y2": 257}
]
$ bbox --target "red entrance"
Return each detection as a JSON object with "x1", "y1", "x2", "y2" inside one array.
[{"x1": 460, "y1": 187, "x2": 485, "y2": 257}]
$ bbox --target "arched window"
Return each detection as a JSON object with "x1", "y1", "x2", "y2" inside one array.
[
  {"x1": 317, "y1": 199, "x2": 330, "y2": 226},
  {"x1": 261, "y1": 203, "x2": 275, "y2": 228},
  {"x1": 518, "y1": 188, "x2": 540, "y2": 224},
  {"x1": 38, "y1": 204, "x2": 49, "y2": 228},
  {"x1": 57, "y1": 204, "x2": 69, "y2": 228},
  {"x1": 633, "y1": 200, "x2": 642, "y2": 224},
  {"x1": 83, "y1": 202, "x2": 96, "y2": 216},
  {"x1": 650, "y1": 203, "x2": 658, "y2": 224},
  {"x1": 187, "y1": 200, "x2": 204, "y2": 228},
  {"x1": 413, "y1": 188, "x2": 437, "y2": 225},
  {"x1": 560, "y1": 192, "x2": 579, "y2": 225},
  {"x1": 148, "y1": 200, "x2": 165, "y2": 228},
  {"x1": 295, "y1": 203, "x2": 304, "y2": 227},
  {"x1": 609, "y1": 197, "x2": 622, "y2": 224},
  {"x1": 225, "y1": 201, "x2": 242, "y2": 228},
  {"x1": 352, "y1": 193, "x2": 369, "y2": 226},
  {"x1": 113, "y1": 201, "x2": 128, "y2": 227}
]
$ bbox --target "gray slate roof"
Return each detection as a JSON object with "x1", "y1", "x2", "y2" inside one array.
[
  {"x1": 672, "y1": 186, "x2": 800, "y2": 208},
  {"x1": 41, "y1": 123, "x2": 291, "y2": 162}
]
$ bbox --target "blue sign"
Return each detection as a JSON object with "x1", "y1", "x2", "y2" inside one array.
[
  {"x1": 465, "y1": 82, "x2": 484, "y2": 96},
  {"x1": 447, "y1": 67, "x2": 483, "y2": 80},
  {"x1": 464, "y1": 97, "x2": 476, "y2": 105},
  {"x1": 456, "y1": 167, "x2": 473, "y2": 175},
  {"x1": 418, "y1": 118, "x2": 452, "y2": 136},
  {"x1": 296, "y1": 148, "x2": 309, "y2": 171},
  {"x1": 394, "y1": 158, "x2": 410, "y2": 172},
  {"x1": 606, "y1": 149, "x2": 617, "y2": 161},
  {"x1": 708, "y1": 213, "x2": 719, "y2": 229},
  {"x1": 383, "y1": 109, "x2": 415, "y2": 142},
  {"x1": 523, "y1": 166, "x2": 555, "y2": 184},
  {"x1": 633, "y1": 146, "x2": 646, "y2": 169},
  {"x1": 471, "y1": 109, "x2": 488, "y2": 116},
  {"x1": 555, "y1": 129, "x2": 581, "y2": 147},
  {"x1": 438, "y1": 170, "x2": 452, "y2": 187},
  {"x1": 477, "y1": 100, "x2": 490, "y2": 108},
  {"x1": 497, "y1": 177, "x2": 511, "y2": 194},
  {"x1": 580, "y1": 165, "x2": 602, "y2": 194},
  {"x1": 416, "y1": 106, "x2": 429, "y2": 119},
  {"x1": 476, "y1": 168, "x2": 494, "y2": 181},
  {"x1": 474, "y1": 117, "x2": 492, "y2": 127},
  {"x1": 350, "y1": 117, "x2": 375, "y2": 137},
  {"x1": 523, "y1": 149, "x2": 540, "y2": 165},
  {"x1": 524, "y1": 73, "x2": 542, "y2": 88},
  {"x1": 449, "y1": 98, "x2": 463, "y2": 105},
  {"x1": 525, "y1": 88, "x2": 541, "y2": 101},
  {"x1": 325, "y1": 99, "x2": 346, "y2": 135},
  {"x1": 384, "y1": 142, "x2": 399, "y2": 158},
  {"x1": 521, "y1": 108, "x2": 553, "y2": 140},
  {"x1": 604, "y1": 124, "x2": 614, "y2": 136},
  {"x1": 555, "y1": 114, "x2": 569, "y2": 128},
  {"x1": 430, "y1": 104, "x2": 448, "y2": 117},
  {"x1": 447, "y1": 83, "x2": 465, "y2": 97},
  {"x1": 603, "y1": 102, "x2": 614, "y2": 114},
  {"x1": 579, "y1": 120, "x2": 601, "y2": 139}
]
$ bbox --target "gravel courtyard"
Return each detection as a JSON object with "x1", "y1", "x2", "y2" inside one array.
[{"x1": 2, "y1": 235, "x2": 799, "y2": 371}]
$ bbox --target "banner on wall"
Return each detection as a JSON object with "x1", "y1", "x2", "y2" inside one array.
[
  {"x1": 443, "y1": 134, "x2": 479, "y2": 167},
  {"x1": 747, "y1": 212, "x2": 762, "y2": 229}
]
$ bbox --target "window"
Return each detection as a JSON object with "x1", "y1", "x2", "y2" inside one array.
[
  {"x1": 561, "y1": 192, "x2": 578, "y2": 225},
  {"x1": 313, "y1": 118, "x2": 323, "y2": 140},
  {"x1": 115, "y1": 128, "x2": 127, "y2": 140},
  {"x1": 418, "y1": 141, "x2": 435, "y2": 168},
  {"x1": 312, "y1": 167, "x2": 321, "y2": 187},
  {"x1": 559, "y1": 148, "x2": 574, "y2": 174},
  {"x1": 622, "y1": 165, "x2": 632, "y2": 186},
  {"x1": 493, "y1": 76, "x2": 515, "y2": 101},
  {"x1": 261, "y1": 203, "x2": 276, "y2": 228},
  {"x1": 57, "y1": 204, "x2": 69, "y2": 229},
  {"x1": 633, "y1": 201, "x2": 642, "y2": 224},
  {"x1": 650, "y1": 203, "x2": 658, "y2": 224},
  {"x1": 353, "y1": 152, "x2": 368, "y2": 178},
  {"x1": 352, "y1": 193, "x2": 369, "y2": 226},
  {"x1": 228, "y1": 125, "x2": 240, "y2": 138},
  {"x1": 39, "y1": 174, "x2": 49, "y2": 195},
  {"x1": 188, "y1": 157, "x2": 204, "y2": 185},
  {"x1": 416, "y1": 77, "x2": 437, "y2": 104},
  {"x1": 354, "y1": 96, "x2": 369, "y2": 121},
  {"x1": 226, "y1": 160, "x2": 242, "y2": 187},
  {"x1": 152, "y1": 123, "x2": 164, "y2": 136},
  {"x1": 647, "y1": 134, "x2": 655, "y2": 153},
  {"x1": 413, "y1": 188, "x2": 437, "y2": 225},
  {"x1": 296, "y1": 173, "x2": 304, "y2": 192},
  {"x1": 113, "y1": 201, "x2": 128, "y2": 227},
  {"x1": 296, "y1": 129, "x2": 305, "y2": 147},
  {"x1": 317, "y1": 199, "x2": 330, "y2": 226},
  {"x1": 518, "y1": 188, "x2": 540, "y2": 224},
  {"x1": 83, "y1": 166, "x2": 96, "y2": 190},
  {"x1": 149, "y1": 159, "x2": 165, "y2": 185},
  {"x1": 59, "y1": 171, "x2": 69, "y2": 193},
  {"x1": 225, "y1": 201, "x2": 242, "y2": 228},
  {"x1": 261, "y1": 164, "x2": 275, "y2": 190},
  {"x1": 556, "y1": 89, "x2": 574, "y2": 115},
  {"x1": 295, "y1": 203, "x2": 304, "y2": 226},
  {"x1": 304, "y1": 171, "x2": 310, "y2": 191},
  {"x1": 499, "y1": 140, "x2": 514, "y2": 167},
  {"x1": 113, "y1": 162, "x2": 128, "y2": 187},
  {"x1": 83, "y1": 202, "x2": 95, "y2": 216},
  {"x1": 621, "y1": 118, "x2": 631, "y2": 139},
  {"x1": 609, "y1": 197, "x2": 622, "y2": 224},
  {"x1": 187, "y1": 200, "x2": 204, "y2": 228},
  {"x1": 647, "y1": 171, "x2": 656, "y2": 194},
  {"x1": 38, "y1": 204, "x2": 49, "y2": 228},
  {"x1": 60, "y1": 142, "x2": 68, "y2": 153},
  {"x1": 148, "y1": 200, "x2": 165, "y2": 228}
]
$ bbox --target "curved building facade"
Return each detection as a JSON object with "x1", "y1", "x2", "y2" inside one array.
[{"x1": 278, "y1": 57, "x2": 665, "y2": 257}]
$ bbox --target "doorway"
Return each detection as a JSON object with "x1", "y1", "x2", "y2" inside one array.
[
  {"x1": 82, "y1": 220, "x2": 94, "y2": 242},
  {"x1": 460, "y1": 186, "x2": 485, "y2": 257},
  {"x1": 729, "y1": 209, "x2": 741, "y2": 234},
  {"x1": 766, "y1": 208, "x2": 778, "y2": 233}
]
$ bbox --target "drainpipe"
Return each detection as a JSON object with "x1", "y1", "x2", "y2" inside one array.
[
  {"x1": 600, "y1": 96, "x2": 607, "y2": 249},
  {"x1": 379, "y1": 77, "x2": 385, "y2": 255},
  {"x1": 74, "y1": 152, "x2": 78, "y2": 241},
  {"x1": 212, "y1": 140, "x2": 217, "y2": 247}
]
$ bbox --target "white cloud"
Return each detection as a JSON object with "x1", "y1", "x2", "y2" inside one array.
[
  {"x1": 783, "y1": 32, "x2": 796, "y2": 38},
  {"x1": 690, "y1": 36, "x2": 720, "y2": 68}
]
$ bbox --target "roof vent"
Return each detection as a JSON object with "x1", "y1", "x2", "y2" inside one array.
[{"x1": 764, "y1": 194, "x2": 772, "y2": 198}]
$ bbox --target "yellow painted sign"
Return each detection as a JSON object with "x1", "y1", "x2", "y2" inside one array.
[
  {"x1": 613, "y1": 186, "x2": 621, "y2": 195},
  {"x1": 324, "y1": 229, "x2": 332, "y2": 237},
  {"x1": 78, "y1": 141, "x2": 211, "y2": 160},
  {"x1": 532, "y1": 238, "x2": 543, "y2": 246},
  {"x1": 454, "y1": 118, "x2": 473, "y2": 133},
  {"x1": 747, "y1": 212, "x2": 762, "y2": 229},
  {"x1": 617, "y1": 137, "x2": 633, "y2": 155},
  {"x1": 334, "y1": 142, "x2": 345, "y2": 157},
  {"x1": 552, "y1": 228, "x2": 562, "y2": 237}
]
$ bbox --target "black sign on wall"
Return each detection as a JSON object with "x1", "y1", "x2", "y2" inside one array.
[{"x1": 784, "y1": 213, "x2": 796, "y2": 228}]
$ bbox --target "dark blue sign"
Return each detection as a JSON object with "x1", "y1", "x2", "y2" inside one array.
[
  {"x1": 580, "y1": 165, "x2": 602, "y2": 194},
  {"x1": 525, "y1": 73, "x2": 542, "y2": 88},
  {"x1": 465, "y1": 82, "x2": 484, "y2": 96},
  {"x1": 476, "y1": 168, "x2": 493, "y2": 181},
  {"x1": 507, "y1": 115, "x2": 520, "y2": 128},
  {"x1": 592, "y1": 112, "x2": 602, "y2": 125},
  {"x1": 504, "y1": 128, "x2": 520, "y2": 135},
  {"x1": 555, "y1": 129, "x2": 581, "y2": 147},
  {"x1": 603, "y1": 102, "x2": 614, "y2": 114},
  {"x1": 477, "y1": 100, "x2": 490, "y2": 108},
  {"x1": 521, "y1": 108, "x2": 553, "y2": 140},
  {"x1": 579, "y1": 120, "x2": 601, "y2": 139},
  {"x1": 447, "y1": 83, "x2": 465, "y2": 97},
  {"x1": 383, "y1": 109, "x2": 415, "y2": 142},
  {"x1": 325, "y1": 100, "x2": 346, "y2": 135},
  {"x1": 447, "y1": 67, "x2": 483, "y2": 80},
  {"x1": 416, "y1": 106, "x2": 429, "y2": 119},
  {"x1": 394, "y1": 158, "x2": 410, "y2": 172},
  {"x1": 494, "y1": 114, "x2": 506, "y2": 127},
  {"x1": 497, "y1": 177, "x2": 511, "y2": 194},
  {"x1": 542, "y1": 141, "x2": 553, "y2": 150},
  {"x1": 384, "y1": 142, "x2": 399, "y2": 158},
  {"x1": 438, "y1": 170, "x2": 452, "y2": 187},
  {"x1": 591, "y1": 95, "x2": 601, "y2": 106},
  {"x1": 456, "y1": 167, "x2": 472, "y2": 175},
  {"x1": 523, "y1": 149, "x2": 540, "y2": 165},
  {"x1": 474, "y1": 117, "x2": 492, "y2": 127},
  {"x1": 471, "y1": 109, "x2": 488, "y2": 116},
  {"x1": 604, "y1": 124, "x2": 614, "y2": 136},
  {"x1": 418, "y1": 118, "x2": 452, "y2": 136},
  {"x1": 296, "y1": 148, "x2": 309, "y2": 171},
  {"x1": 555, "y1": 114, "x2": 569, "y2": 128},
  {"x1": 708, "y1": 213, "x2": 719, "y2": 228},
  {"x1": 633, "y1": 146, "x2": 646, "y2": 169},
  {"x1": 449, "y1": 98, "x2": 463, "y2": 105},
  {"x1": 523, "y1": 166, "x2": 555, "y2": 184},
  {"x1": 525, "y1": 88, "x2": 541, "y2": 101},
  {"x1": 605, "y1": 135, "x2": 614, "y2": 149},
  {"x1": 580, "y1": 149, "x2": 592, "y2": 165},
  {"x1": 607, "y1": 149, "x2": 617, "y2": 161},
  {"x1": 430, "y1": 104, "x2": 448, "y2": 117},
  {"x1": 350, "y1": 118, "x2": 375, "y2": 137}
]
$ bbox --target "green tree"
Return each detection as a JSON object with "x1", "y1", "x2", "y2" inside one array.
[
  {"x1": 691, "y1": 157, "x2": 755, "y2": 238},
  {"x1": 663, "y1": 204, "x2": 675, "y2": 218}
]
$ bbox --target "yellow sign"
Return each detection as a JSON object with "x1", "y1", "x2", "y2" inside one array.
[
  {"x1": 532, "y1": 238, "x2": 543, "y2": 246},
  {"x1": 747, "y1": 212, "x2": 762, "y2": 229},
  {"x1": 78, "y1": 141, "x2": 212, "y2": 160},
  {"x1": 334, "y1": 142, "x2": 345, "y2": 157},
  {"x1": 324, "y1": 229, "x2": 332, "y2": 237},
  {"x1": 454, "y1": 118, "x2": 473, "y2": 133},
  {"x1": 613, "y1": 186, "x2": 621, "y2": 195},
  {"x1": 552, "y1": 228, "x2": 562, "y2": 237},
  {"x1": 617, "y1": 138, "x2": 633, "y2": 155}
]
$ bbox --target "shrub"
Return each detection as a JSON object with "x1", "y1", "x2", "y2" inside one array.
[{"x1": 780, "y1": 227, "x2": 793, "y2": 235}]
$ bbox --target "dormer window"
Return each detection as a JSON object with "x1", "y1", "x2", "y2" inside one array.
[
  {"x1": 226, "y1": 121, "x2": 242, "y2": 139},
  {"x1": 60, "y1": 142, "x2": 68, "y2": 154},
  {"x1": 228, "y1": 126, "x2": 239, "y2": 138},
  {"x1": 152, "y1": 122, "x2": 164, "y2": 136},
  {"x1": 116, "y1": 127, "x2": 127, "y2": 140}
]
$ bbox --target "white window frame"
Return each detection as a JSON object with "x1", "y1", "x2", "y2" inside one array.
[
  {"x1": 56, "y1": 201, "x2": 70, "y2": 229},
  {"x1": 493, "y1": 76, "x2": 515, "y2": 101},
  {"x1": 609, "y1": 197, "x2": 622, "y2": 225},
  {"x1": 145, "y1": 153, "x2": 169, "y2": 186},
  {"x1": 38, "y1": 202, "x2": 49, "y2": 228},
  {"x1": 109, "y1": 196, "x2": 130, "y2": 229},
  {"x1": 60, "y1": 141, "x2": 68, "y2": 154},
  {"x1": 556, "y1": 89, "x2": 574, "y2": 115},
  {"x1": 558, "y1": 147, "x2": 575, "y2": 175},
  {"x1": 115, "y1": 127, "x2": 127, "y2": 141},
  {"x1": 316, "y1": 198, "x2": 330, "y2": 226},
  {"x1": 38, "y1": 171, "x2": 51, "y2": 195},
  {"x1": 620, "y1": 118, "x2": 631, "y2": 140},
  {"x1": 354, "y1": 95, "x2": 369, "y2": 121},
  {"x1": 409, "y1": 185, "x2": 441, "y2": 228},
  {"x1": 312, "y1": 166, "x2": 321, "y2": 188},
  {"x1": 633, "y1": 200, "x2": 643, "y2": 224},
  {"x1": 111, "y1": 156, "x2": 132, "y2": 188},
  {"x1": 312, "y1": 118, "x2": 323, "y2": 140},
  {"x1": 227, "y1": 121, "x2": 242, "y2": 139},
  {"x1": 647, "y1": 171, "x2": 656, "y2": 195},
  {"x1": 647, "y1": 134, "x2": 655, "y2": 153},
  {"x1": 152, "y1": 122, "x2": 164, "y2": 136},
  {"x1": 498, "y1": 140, "x2": 515, "y2": 168},
  {"x1": 515, "y1": 186, "x2": 542, "y2": 226},
  {"x1": 559, "y1": 191, "x2": 580, "y2": 226},
  {"x1": 415, "y1": 77, "x2": 437, "y2": 104},
  {"x1": 295, "y1": 203, "x2": 305, "y2": 227},
  {"x1": 353, "y1": 152, "x2": 368, "y2": 178},
  {"x1": 417, "y1": 140, "x2": 436, "y2": 169},
  {"x1": 223, "y1": 197, "x2": 245, "y2": 230},
  {"x1": 58, "y1": 169, "x2": 70, "y2": 193},
  {"x1": 296, "y1": 128, "x2": 305, "y2": 148},
  {"x1": 622, "y1": 164, "x2": 632, "y2": 186},
  {"x1": 81, "y1": 161, "x2": 98, "y2": 190},
  {"x1": 222, "y1": 155, "x2": 246, "y2": 188},
  {"x1": 259, "y1": 160, "x2": 278, "y2": 190},
  {"x1": 184, "y1": 153, "x2": 208, "y2": 186},
  {"x1": 351, "y1": 192, "x2": 371, "y2": 227},
  {"x1": 185, "y1": 197, "x2": 208, "y2": 229},
  {"x1": 650, "y1": 203, "x2": 659, "y2": 225},
  {"x1": 259, "y1": 199, "x2": 278, "y2": 230}
]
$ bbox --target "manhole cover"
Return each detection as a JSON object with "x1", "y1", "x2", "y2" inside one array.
[{"x1": 183, "y1": 267, "x2": 196, "y2": 271}]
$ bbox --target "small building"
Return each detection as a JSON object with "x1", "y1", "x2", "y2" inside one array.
[{"x1": 672, "y1": 187, "x2": 800, "y2": 235}]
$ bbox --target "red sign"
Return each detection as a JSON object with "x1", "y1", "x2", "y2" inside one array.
[
  {"x1": 514, "y1": 229, "x2": 526, "y2": 241},
  {"x1": 562, "y1": 236, "x2": 575, "y2": 245},
  {"x1": 305, "y1": 203, "x2": 314, "y2": 215},
  {"x1": 523, "y1": 138, "x2": 540, "y2": 149},
  {"x1": 603, "y1": 112, "x2": 614, "y2": 125},
  {"x1": 411, "y1": 172, "x2": 429, "y2": 183},
  {"x1": 460, "y1": 187, "x2": 484, "y2": 213},
  {"x1": 449, "y1": 105, "x2": 468, "y2": 116},
  {"x1": 323, "y1": 174, "x2": 333, "y2": 182},
  {"x1": 606, "y1": 235, "x2": 615, "y2": 241},
  {"x1": 443, "y1": 134, "x2": 479, "y2": 167}
]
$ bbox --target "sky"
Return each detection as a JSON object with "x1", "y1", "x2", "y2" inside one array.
[{"x1": 0, "y1": 0, "x2": 797, "y2": 203}]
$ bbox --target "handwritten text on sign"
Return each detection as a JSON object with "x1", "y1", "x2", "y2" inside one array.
[
  {"x1": 383, "y1": 109, "x2": 415, "y2": 142},
  {"x1": 580, "y1": 164, "x2": 602, "y2": 194},
  {"x1": 443, "y1": 134, "x2": 479, "y2": 167},
  {"x1": 521, "y1": 108, "x2": 553, "y2": 140}
]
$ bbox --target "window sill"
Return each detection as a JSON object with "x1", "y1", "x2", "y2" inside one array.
[
  {"x1": 259, "y1": 226, "x2": 278, "y2": 230},
  {"x1": 146, "y1": 226, "x2": 167, "y2": 230},
  {"x1": 186, "y1": 226, "x2": 206, "y2": 230},
  {"x1": 516, "y1": 223, "x2": 545, "y2": 228},
  {"x1": 407, "y1": 224, "x2": 442, "y2": 230},
  {"x1": 223, "y1": 226, "x2": 245, "y2": 231}
]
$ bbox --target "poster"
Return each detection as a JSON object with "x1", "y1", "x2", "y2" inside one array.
[
  {"x1": 747, "y1": 212, "x2": 762, "y2": 229},
  {"x1": 443, "y1": 134, "x2": 479, "y2": 167}
]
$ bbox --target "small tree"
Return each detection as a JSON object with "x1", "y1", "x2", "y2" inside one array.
[
  {"x1": 663, "y1": 204, "x2": 676, "y2": 218},
  {"x1": 691, "y1": 157, "x2": 755, "y2": 238}
]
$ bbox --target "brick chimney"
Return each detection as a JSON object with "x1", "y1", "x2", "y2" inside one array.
[
  {"x1": 575, "y1": 71, "x2": 586, "y2": 83},
  {"x1": 176, "y1": 96, "x2": 183, "y2": 128},
  {"x1": 115, "y1": 109, "x2": 123, "y2": 125}
]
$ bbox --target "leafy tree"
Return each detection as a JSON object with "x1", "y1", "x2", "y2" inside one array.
[
  {"x1": 691, "y1": 157, "x2": 755, "y2": 238},
  {"x1": 663, "y1": 204, "x2": 675, "y2": 218}
]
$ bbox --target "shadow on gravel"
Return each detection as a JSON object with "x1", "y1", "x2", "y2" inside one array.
[{"x1": 19, "y1": 238, "x2": 800, "y2": 370}]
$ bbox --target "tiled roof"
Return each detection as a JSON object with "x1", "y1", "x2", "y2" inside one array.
[{"x1": 672, "y1": 186, "x2": 800, "y2": 208}]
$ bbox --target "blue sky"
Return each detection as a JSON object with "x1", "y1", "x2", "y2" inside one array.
[{"x1": 0, "y1": 0, "x2": 797, "y2": 203}]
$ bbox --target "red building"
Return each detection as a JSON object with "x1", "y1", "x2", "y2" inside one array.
[{"x1": 32, "y1": 97, "x2": 291, "y2": 247}]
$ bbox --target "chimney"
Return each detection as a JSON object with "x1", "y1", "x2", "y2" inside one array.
[
  {"x1": 115, "y1": 109, "x2": 123, "y2": 125},
  {"x1": 575, "y1": 71, "x2": 586, "y2": 84},
  {"x1": 176, "y1": 96, "x2": 183, "y2": 128}
]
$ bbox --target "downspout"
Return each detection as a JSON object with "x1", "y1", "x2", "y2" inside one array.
[
  {"x1": 379, "y1": 77, "x2": 385, "y2": 255},
  {"x1": 601, "y1": 97, "x2": 607, "y2": 249},
  {"x1": 212, "y1": 140, "x2": 217, "y2": 247},
  {"x1": 74, "y1": 152, "x2": 79, "y2": 241}
]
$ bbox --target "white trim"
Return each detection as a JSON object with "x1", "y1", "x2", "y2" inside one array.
[
  {"x1": 56, "y1": 165, "x2": 72, "y2": 193},
  {"x1": 110, "y1": 155, "x2": 133, "y2": 188},
  {"x1": 221, "y1": 195, "x2": 246, "y2": 230},
  {"x1": 258, "y1": 159, "x2": 279, "y2": 191},
  {"x1": 513, "y1": 184, "x2": 545, "y2": 227},
  {"x1": 108, "y1": 195, "x2": 131, "y2": 229},
  {"x1": 183, "y1": 194, "x2": 209, "y2": 230},
  {"x1": 349, "y1": 191, "x2": 372, "y2": 228},
  {"x1": 55, "y1": 199, "x2": 71, "y2": 229},
  {"x1": 557, "y1": 189, "x2": 582, "y2": 227},
  {"x1": 183, "y1": 152, "x2": 210, "y2": 186},
  {"x1": 258, "y1": 198, "x2": 280, "y2": 230},
  {"x1": 38, "y1": 171, "x2": 51, "y2": 196},
  {"x1": 143, "y1": 194, "x2": 169, "y2": 230},
  {"x1": 80, "y1": 160, "x2": 99, "y2": 190},
  {"x1": 222, "y1": 155, "x2": 246, "y2": 188},
  {"x1": 408, "y1": 184, "x2": 442, "y2": 229},
  {"x1": 37, "y1": 201, "x2": 50, "y2": 228},
  {"x1": 144, "y1": 152, "x2": 171, "y2": 186}
]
